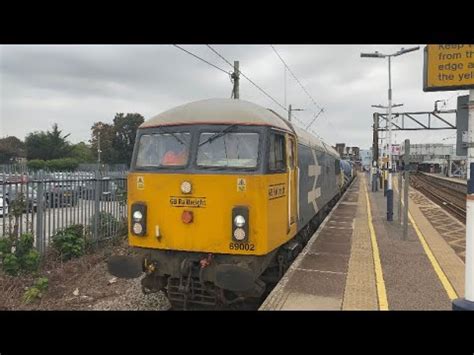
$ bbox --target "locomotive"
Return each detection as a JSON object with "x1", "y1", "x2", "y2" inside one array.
[{"x1": 109, "y1": 98, "x2": 353, "y2": 309}]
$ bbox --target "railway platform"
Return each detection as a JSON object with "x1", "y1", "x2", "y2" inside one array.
[
  {"x1": 260, "y1": 173, "x2": 466, "y2": 310},
  {"x1": 421, "y1": 172, "x2": 467, "y2": 185}
]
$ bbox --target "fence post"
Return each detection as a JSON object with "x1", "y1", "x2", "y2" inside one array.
[
  {"x1": 94, "y1": 169, "x2": 101, "y2": 244},
  {"x1": 35, "y1": 172, "x2": 45, "y2": 254}
]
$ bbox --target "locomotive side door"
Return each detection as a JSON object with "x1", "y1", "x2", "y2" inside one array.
[{"x1": 287, "y1": 135, "x2": 298, "y2": 230}]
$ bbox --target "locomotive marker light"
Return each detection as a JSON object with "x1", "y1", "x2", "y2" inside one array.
[
  {"x1": 133, "y1": 210, "x2": 143, "y2": 221},
  {"x1": 233, "y1": 228, "x2": 246, "y2": 241},
  {"x1": 131, "y1": 203, "x2": 147, "y2": 236},
  {"x1": 361, "y1": 46, "x2": 420, "y2": 221},
  {"x1": 182, "y1": 210, "x2": 194, "y2": 224},
  {"x1": 234, "y1": 215, "x2": 246, "y2": 228},
  {"x1": 232, "y1": 207, "x2": 249, "y2": 243},
  {"x1": 133, "y1": 223, "x2": 143, "y2": 235},
  {"x1": 181, "y1": 181, "x2": 192, "y2": 194}
]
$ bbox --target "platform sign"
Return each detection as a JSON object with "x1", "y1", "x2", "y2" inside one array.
[
  {"x1": 456, "y1": 95, "x2": 469, "y2": 156},
  {"x1": 423, "y1": 45, "x2": 474, "y2": 92}
]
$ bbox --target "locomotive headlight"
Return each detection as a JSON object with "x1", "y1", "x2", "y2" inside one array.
[
  {"x1": 231, "y1": 207, "x2": 249, "y2": 243},
  {"x1": 132, "y1": 223, "x2": 143, "y2": 235},
  {"x1": 131, "y1": 203, "x2": 147, "y2": 236},
  {"x1": 234, "y1": 215, "x2": 246, "y2": 228},
  {"x1": 233, "y1": 228, "x2": 246, "y2": 241},
  {"x1": 181, "y1": 181, "x2": 192, "y2": 194},
  {"x1": 133, "y1": 210, "x2": 143, "y2": 221}
]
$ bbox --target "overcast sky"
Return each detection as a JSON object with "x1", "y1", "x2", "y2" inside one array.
[{"x1": 0, "y1": 45, "x2": 468, "y2": 150}]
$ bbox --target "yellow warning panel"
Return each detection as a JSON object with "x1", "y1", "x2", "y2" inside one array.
[
  {"x1": 423, "y1": 44, "x2": 474, "y2": 91},
  {"x1": 237, "y1": 177, "x2": 246, "y2": 192},
  {"x1": 137, "y1": 176, "x2": 145, "y2": 190}
]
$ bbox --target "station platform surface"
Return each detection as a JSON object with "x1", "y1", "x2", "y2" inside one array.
[
  {"x1": 260, "y1": 173, "x2": 466, "y2": 310},
  {"x1": 421, "y1": 172, "x2": 467, "y2": 185}
]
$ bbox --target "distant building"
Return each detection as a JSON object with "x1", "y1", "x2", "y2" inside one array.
[
  {"x1": 359, "y1": 149, "x2": 372, "y2": 170},
  {"x1": 335, "y1": 143, "x2": 360, "y2": 163}
]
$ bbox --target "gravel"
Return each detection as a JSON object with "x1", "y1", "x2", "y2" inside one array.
[{"x1": 92, "y1": 276, "x2": 171, "y2": 311}]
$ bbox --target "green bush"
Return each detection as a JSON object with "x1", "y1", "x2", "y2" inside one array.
[
  {"x1": 16, "y1": 233, "x2": 34, "y2": 258},
  {"x1": 23, "y1": 277, "x2": 49, "y2": 304},
  {"x1": 20, "y1": 249, "x2": 40, "y2": 272},
  {"x1": 45, "y1": 158, "x2": 79, "y2": 171},
  {"x1": 64, "y1": 224, "x2": 84, "y2": 239},
  {"x1": 3, "y1": 254, "x2": 20, "y2": 276},
  {"x1": 52, "y1": 227, "x2": 85, "y2": 261},
  {"x1": 27, "y1": 159, "x2": 46, "y2": 170},
  {"x1": 1, "y1": 234, "x2": 41, "y2": 275},
  {"x1": 0, "y1": 237, "x2": 13, "y2": 257}
]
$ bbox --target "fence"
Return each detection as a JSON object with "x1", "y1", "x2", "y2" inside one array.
[{"x1": 0, "y1": 170, "x2": 128, "y2": 255}]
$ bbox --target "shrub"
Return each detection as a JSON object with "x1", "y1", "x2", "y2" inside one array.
[
  {"x1": 45, "y1": 158, "x2": 79, "y2": 172},
  {"x1": 0, "y1": 237, "x2": 13, "y2": 257},
  {"x1": 27, "y1": 159, "x2": 46, "y2": 170},
  {"x1": 15, "y1": 233, "x2": 34, "y2": 258},
  {"x1": 64, "y1": 224, "x2": 84, "y2": 239},
  {"x1": 1, "y1": 234, "x2": 41, "y2": 275},
  {"x1": 23, "y1": 277, "x2": 49, "y2": 304},
  {"x1": 20, "y1": 249, "x2": 40, "y2": 272},
  {"x1": 52, "y1": 228, "x2": 85, "y2": 261},
  {"x1": 3, "y1": 254, "x2": 20, "y2": 276}
]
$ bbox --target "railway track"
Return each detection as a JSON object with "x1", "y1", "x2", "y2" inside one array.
[{"x1": 410, "y1": 173, "x2": 466, "y2": 223}]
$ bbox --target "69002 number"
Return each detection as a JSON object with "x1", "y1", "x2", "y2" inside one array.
[{"x1": 229, "y1": 243, "x2": 255, "y2": 251}]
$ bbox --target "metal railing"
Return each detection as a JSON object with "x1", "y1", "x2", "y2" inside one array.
[{"x1": 0, "y1": 170, "x2": 128, "y2": 255}]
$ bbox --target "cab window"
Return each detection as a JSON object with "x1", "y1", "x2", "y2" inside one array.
[
  {"x1": 197, "y1": 132, "x2": 259, "y2": 168},
  {"x1": 135, "y1": 132, "x2": 191, "y2": 168},
  {"x1": 288, "y1": 137, "x2": 295, "y2": 169},
  {"x1": 268, "y1": 133, "x2": 286, "y2": 172}
]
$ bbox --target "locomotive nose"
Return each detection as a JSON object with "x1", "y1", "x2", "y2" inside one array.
[{"x1": 107, "y1": 255, "x2": 144, "y2": 279}]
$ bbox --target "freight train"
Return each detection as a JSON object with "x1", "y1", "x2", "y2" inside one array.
[{"x1": 108, "y1": 98, "x2": 354, "y2": 309}]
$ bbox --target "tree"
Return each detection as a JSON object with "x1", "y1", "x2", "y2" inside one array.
[
  {"x1": 112, "y1": 113, "x2": 144, "y2": 165},
  {"x1": 70, "y1": 142, "x2": 94, "y2": 163},
  {"x1": 25, "y1": 124, "x2": 72, "y2": 161},
  {"x1": 90, "y1": 122, "x2": 116, "y2": 164},
  {"x1": 0, "y1": 136, "x2": 26, "y2": 163}
]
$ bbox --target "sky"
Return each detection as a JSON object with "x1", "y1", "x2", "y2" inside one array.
[{"x1": 0, "y1": 45, "x2": 468, "y2": 150}]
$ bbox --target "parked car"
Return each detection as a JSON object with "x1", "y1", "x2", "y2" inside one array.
[
  {"x1": 81, "y1": 177, "x2": 120, "y2": 201},
  {"x1": 2, "y1": 185, "x2": 39, "y2": 212},
  {"x1": 43, "y1": 181, "x2": 80, "y2": 207}
]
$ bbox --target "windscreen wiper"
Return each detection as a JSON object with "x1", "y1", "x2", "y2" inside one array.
[
  {"x1": 155, "y1": 126, "x2": 187, "y2": 146},
  {"x1": 198, "y1": 124, "x2": 238, "y2": 147}
]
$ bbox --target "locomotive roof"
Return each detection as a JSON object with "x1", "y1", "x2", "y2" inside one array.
[
  {"x1": 141, "y1": 98, "x2": 340, "y2": 159},
  {"x1": 141, "y1": 98, "x2": 292, "y2": 132}
]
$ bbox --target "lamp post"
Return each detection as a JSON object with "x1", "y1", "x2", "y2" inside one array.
[
  {"x1": 372, "y1": 103, "x2": 404, "y2": 192},
  {"x1": 362, "y1": 46, "x2": 420, "y2": 221}
]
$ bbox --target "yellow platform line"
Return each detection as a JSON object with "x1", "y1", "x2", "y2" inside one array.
[
  {"x1": 394, "y1": 178, "x2": 458, "y2": 300},
  {"x1": 364, "y1": 180, "x2": 389, "y2": 310}
]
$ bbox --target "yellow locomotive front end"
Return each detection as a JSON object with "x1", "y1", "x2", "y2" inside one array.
[
  {"x1": 108, "y1": 98, "x2": 306, "y2": 309},
  {"x1": 127, "y1": 123, "x2": 293, "y2": 256}
]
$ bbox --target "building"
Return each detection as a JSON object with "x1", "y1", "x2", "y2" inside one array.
[{"x1": 359, "y1": 149, "x2": 372, "y2": 171}]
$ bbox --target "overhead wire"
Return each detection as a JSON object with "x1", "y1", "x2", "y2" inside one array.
[
  {"x1": 206, "y1": 45, "x2": 293, "y2": 115},
  {"x1": 173, "y1": 45, "x2": 231, "y2": 76},
  {"x1": 270, "y1": 45, "x2": 324, "y2": 111},
  {"x1": 176, "y1": 44, "x2": 311, "y2": 130}
]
